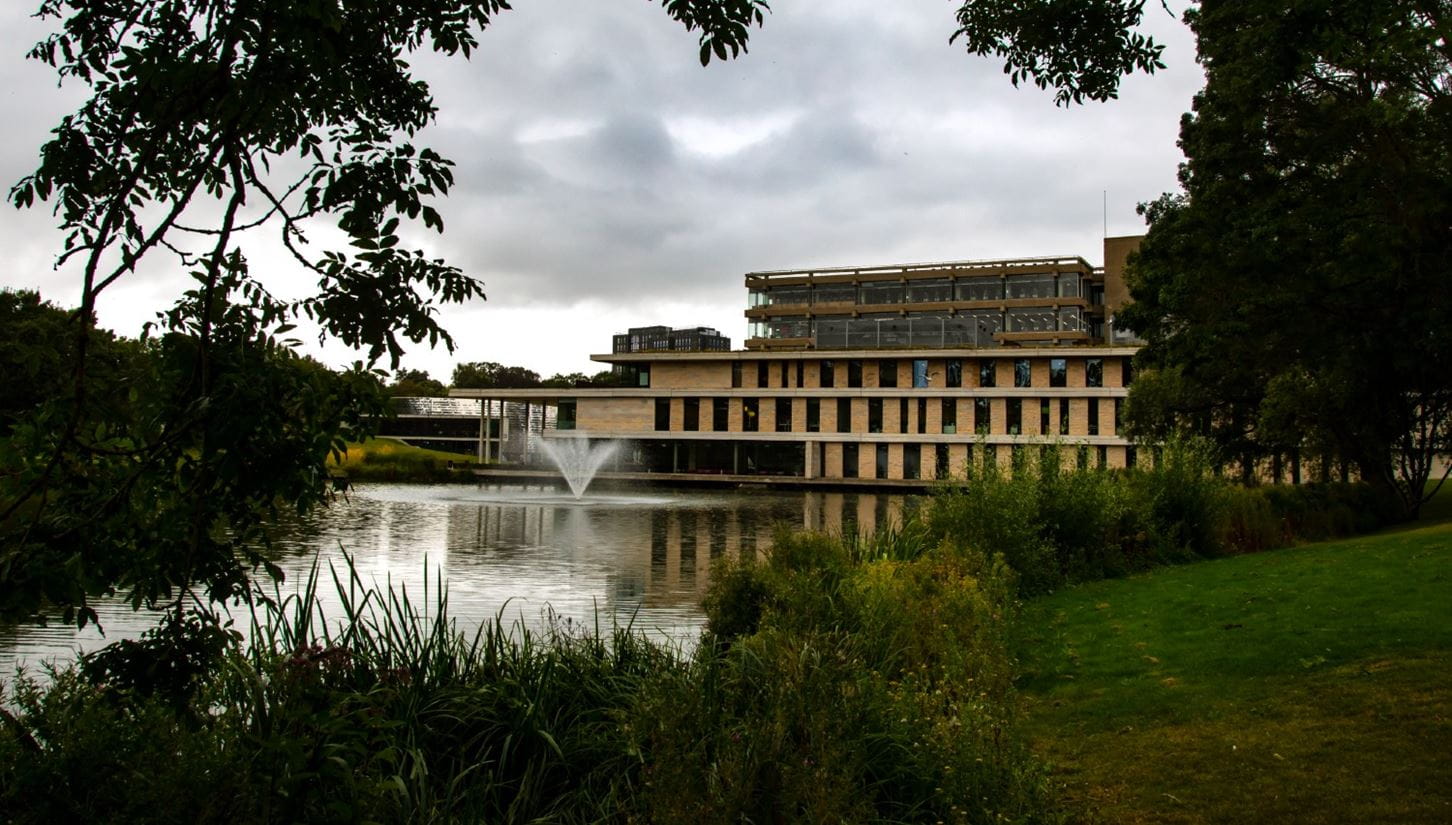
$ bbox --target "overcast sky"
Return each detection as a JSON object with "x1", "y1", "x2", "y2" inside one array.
[{"x1": 0, "y1": 1, "x2": 1204, "y2": 381}]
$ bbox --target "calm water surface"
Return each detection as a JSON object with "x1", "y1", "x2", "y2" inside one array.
[{"x1": 1, "y1": 484, "x2": 914, "y2": 677}]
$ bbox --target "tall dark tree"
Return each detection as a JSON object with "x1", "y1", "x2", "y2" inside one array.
[{"x1": 1122, "y1": 0, "x2": 1452, "y2": 516}]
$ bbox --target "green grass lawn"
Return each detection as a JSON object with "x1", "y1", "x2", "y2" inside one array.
[{"x1": 1018, "y1": 515, "x2": 1452, "y2": 823}]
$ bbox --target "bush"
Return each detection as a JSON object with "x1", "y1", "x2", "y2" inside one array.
[
  {"x1": 916, "y1": 439, "x2": 1386, "y2": 594},
  {"x1": 653, "y1": 536, "x2": 1057, "y2": 823}
]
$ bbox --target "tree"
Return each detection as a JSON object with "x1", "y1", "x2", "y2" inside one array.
[
  {"x1": 1, "y1": 0, "x2": 1170, "y2": 687},
  {"x1": 0, "y1": 1, "x2": 778, "y2": 646},
  {"x1": 1121, "y1": 0, "x2": 1452, "y2": 517},
  {"x1": 451, "y1": 361, "x2": 542, "y2": 389},
  {"x1": 0, "y1": 289, "x2": 145, "y2": 435},
  {"x1": 386, "y1": 368, "x2": 448, "y2": 398}
]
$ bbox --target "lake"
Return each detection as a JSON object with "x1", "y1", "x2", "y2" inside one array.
[{"x1": 1, "y1": 483, "x2": 915, "y2": 677}]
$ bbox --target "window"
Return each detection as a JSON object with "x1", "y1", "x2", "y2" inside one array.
[
  {"x1": 655, "y1": 398, "x2": 671, "y2": 431},
  {"x1": 713, "y1": 397, "x2": 728, "y2": 431},
  {"x1": 975, "y1": 398, "x2": 991, "y2": 434},
  {"x1": 1126, "y1": 445, "x2": 1138, "y2": 468},
  {"x1": 557, "y1": 399, "x2": 577, "y2": 431},
  {"x1": 912, "y1": 359, "x2": 929, "y2": 388},
  {"x1": 1086, "y1": 358, "x2": 1103, "y2": 388},
  {"x1": 895, "y1": 398, "x2": 906, "y2": 434},
  {"x1": 979, "y1": 360, "x2": 996, "y2": 388},
  {"x1": 935, "y1": 444, "x2": 950, "y2": 480},
  {"x1": 1040, "y1": 399, "x2": 1050, "y2": 434},
  {"x1": 942, "y1": 398, "x2": 957, "y2": 434},
  {"x1": 1059, "y1": 398, "x2": 1069, "y2": 436},
  {"x1": 684, "y1": 397, "x2": 699, "y2": 432},
  {"x1": 904, "y1": 444, "x2": 921, "y2": 480},
  {"x1": 1122, "y1": 358, "x2": 1134, "y2": 386},
  {"x1": 876, "y1": 444, "x2": 890, "y2": 479},
  {"x1": 842, "y1": 443, "x2": 859, "y2": 478},
  {"x1": 731, "y1": 362, "x2": 743, "y2": 388},
  {"x1": 946, "y1": 359, "x2": 962, "y2": 388},
  {"x1": 820, "y1": 360, "x2": 835, "y2": 388},
  {"x1": 1049, "y1": 358, "x2": 1067, "y2": 387},
  {"x1": 1007, "y1": 399, "x2": 1022, "y2": 435},
  {"x1": 848, "y1": 360, "x2": 863, "y2": 388},
  {"x1": 621, "y1": 364, "x2": 650, "y2": 387},
  {"x1": 917, "y1": 398, "x2": 927, "y2": 434},
  {"x1": 878, "y1": 360, "x2": 897, "y2": 388},
  {"x1": 806, "y1": 398, "x2": 820, "y2": 432},
  {"x1": 837, "y1": 398, "x2": 852, "y2": 433},
  {"x1": 905, "y1": 277, "x2": 951, "y2": 302},
  {"x1": 955, "y1": 278, "x2": 1002, "y2": 301},
  {"x1": 1097, "y1": 445, "x2": 1107, "y2": 469},
  {"x1": 1114, "y1": 398, "x2": 1123, "y2": 434},
  {"x1": 796, "y1": 361, "x2": 804, "y2": 388},
  {"x1": 860, "y1": 281, "x2": 904, "y2": 304},
  {"x1": 868, "y1": 398, "x2": 883, "y2": 433},
  {"x1": 814, "y1": 283, "x2": 855, "y2": 304},
  {"x1": 757, "y1": 361, "x2": 769, "y2": 388},
  {"x1": 1088, "y1": 398, "x2": 1099, "y2": 436},
  {"x1": 780, "y1": 361, "x2": 789, "y2": 388},
  {"x1": 1006, "y1": 273, "x2": 1056, "y2": 299},
  {"x1": 1014, "y1": 358, "x2": 1032, "y2": 388},
  {"x1": 743, "y1": 398, "x2": 759, "y2": 432},
  {"x1": 776, "y1": 398, "x2": 792, "y2": 432}
]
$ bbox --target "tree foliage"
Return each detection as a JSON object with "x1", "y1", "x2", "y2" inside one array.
[
  {"x1": 0, "y1": 1, "x2": 780, "y2": 642},
  {"x1": 451, "y1": 360, "x2": 542, "y2": 389},
  {"x1": 385, "y1": 368, "x2": 447, "y2": 398},
  {"x1": 1122, "y1": 0, "x2": 1452, "y2": 516},
  {"x1": 951, "y1": 0, "x2": 1167, "y2": 104}
]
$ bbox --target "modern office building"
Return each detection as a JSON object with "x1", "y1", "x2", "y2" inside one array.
[
  {"x1": 612, "y1": 325, "x2": 731, "y2": 354},
  {"x1": 452, "y1": 236, "x2": 1144, "y2": 488}
]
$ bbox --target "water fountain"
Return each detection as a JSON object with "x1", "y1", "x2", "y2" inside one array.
[{"x1": 538, "y1": 438, "x2": 621, "y2": 500}]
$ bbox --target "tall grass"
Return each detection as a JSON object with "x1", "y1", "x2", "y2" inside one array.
[{"x1": 2, "y1": 541, "x2": 1062, "y2": 823}]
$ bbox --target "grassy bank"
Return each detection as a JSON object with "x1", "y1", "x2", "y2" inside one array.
[
  {"x1": 1017, "y1": 518, "x2": 1452, "y2": 823},
  {"x1": 330, "y1": 437, "x2": 475, "y2": 482}
]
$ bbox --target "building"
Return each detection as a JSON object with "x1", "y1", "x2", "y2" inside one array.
[
  {"x1": 452, "y1": 236, "x2": 1144, "y2": 487},
  {"x1": 612, "y1": 325, "x2": 731, "y2": 354}
]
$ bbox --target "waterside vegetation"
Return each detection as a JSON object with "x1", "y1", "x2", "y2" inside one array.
[
  {"x1": 4, "y1": 449, "x2": 1435, "y2": 822},
  {"x1": 330, "y1": 438, "x2": 477, "y2": 484}
]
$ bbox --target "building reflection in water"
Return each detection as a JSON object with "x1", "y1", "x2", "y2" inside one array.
[
  {"x1": 435, "y1": 487, "x2": 911, "y2": 621},
  {"x1": 1, "y1": 485, "x2": 917, "y2": 674}
]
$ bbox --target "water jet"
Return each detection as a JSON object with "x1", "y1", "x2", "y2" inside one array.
[{"x1": 539, "y1": 438, "x2": 620, "y2": 499}]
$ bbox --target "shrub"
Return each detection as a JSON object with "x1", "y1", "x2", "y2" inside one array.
[{"x1": 651, "y1": 535, "x2": 1058, "y2": 823}]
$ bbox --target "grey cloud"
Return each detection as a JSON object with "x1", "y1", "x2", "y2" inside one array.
[{"x1": 0, "y1": 0, "x2": 1204, "y2": 372}]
